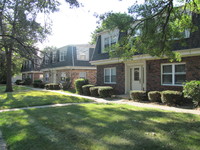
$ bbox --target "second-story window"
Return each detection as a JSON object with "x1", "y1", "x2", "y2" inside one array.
[
  {"x1": 44, "y1": 53, "x2": 50, "y2": 64},
  {"x1": 101, "y1": 29, "x2": 119, "y2": 53},
  {"x1": 52, "y1": 51, "x2": 56, "y2": 63},
  {"x1": 60, "y1": 50, "x2": 67, "y2": 61},
  {"x1": 29, "y1": 60, "x2": 32, "y2": 68}
]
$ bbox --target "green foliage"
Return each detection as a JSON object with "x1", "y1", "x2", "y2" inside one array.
[
  {"x1": 99, "y1": 12, "x2": 133, "y2": 31},
  {"x1": 74, "y1": 79, "x2": 89, "y2": 94},
  {"x1": 94, "y1": 0, "x2": 200, "y2": 60},
  {"x1": 24, "y1": 78, "x2": 32, "y2": 85},
  {"x1": 183, "y1": 80, "x2": 200, "y2": 106},
  {"x1": 90, "y1": 86, "x2": 100, "y2": 97},
  {"x1": 130, "y1": 91, "x2": 148, "y2": 101},
  {"x1": 45, "y1": 83, "x2": 60, "y2": 90},
  {"x1": 161, "y1": 90, "x2": 183, "y2": 105},
  {"x1": 15, "y1": 80, "x2": 22, "y2": 85},
  {"x1": 98, "y1": 86, "x2": 113, "y2": 98},
  {"x1": 82, "y1": 84, "x2": 94, "y2": 96},
  {"x1": 148, "y1": 91, "x2": 161, "y2": 102},
  {"x1": 33, "y1": 80, "x2": 43, "y2": 88}
]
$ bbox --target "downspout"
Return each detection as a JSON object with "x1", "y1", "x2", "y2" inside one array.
[{"x1": 72, "y1": 46, "x2": 75, "y2": 67}]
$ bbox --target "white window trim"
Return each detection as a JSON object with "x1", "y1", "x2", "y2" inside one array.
[
  {"x1": 101, "y1": 29, "x2": 119, "y2": 53},
  {"x1": 161, "y1": 63, "x2": 186, "y2": 86},
  {"x1": 104, "y1": 67, "x2": 116, "y2": 84},
  {"x1": 79, "y1": 72, "x2": 86, "y2": 79},
  {"x1": 60, "y1": 50, "x2": 67, "y2": 62},
  {"x1": 52, "y1": 51, "x2": 56, "y2": 63}
]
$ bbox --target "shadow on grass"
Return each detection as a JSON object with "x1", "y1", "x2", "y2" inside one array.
[
  {"x1": 0, "y1": 91, "x2": 92, "y2": 110},
  {"x1": 0, "y1": 104, "x2": 200, "y2": 150}
]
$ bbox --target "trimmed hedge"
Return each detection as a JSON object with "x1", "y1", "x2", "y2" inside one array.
[
  {"x1": 161, "y1": 90, "x2": 183, "y2": 105},
  {"x1": 130, "y1": 91, "x2": 148, "y2": 101},
  {"x1": 183, "y1": 80, "x2": 200, "y2": 106},
  {"x1": 90, "y1": 86, "x2": 100, "y2": 97},
  {"x1": 82, "y1": 84, "x2": 94, "y2": 96},
  {"x1": 33, "y1": 80, "x2": 43, "y2": 88},
  {"x1": 148, "y1": 91, "x2": 161, "y2": 102},
  {"x1": 15, "y1": 80, "x2": 22, "y2": 85},
  {"x1": 24, "y1": 78, "x2": 32, "y2": 85},
  {"x1": 98, "y1": 86, "x2": 113, "y2": 98},
  {"x1": 45, "y1": 83, "x2": 60, "y2": 90},
  {"x1": 74, "y1": 78, "x2": 89, "y2": 94}
]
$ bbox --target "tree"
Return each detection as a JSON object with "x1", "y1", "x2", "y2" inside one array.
[
  {"x1": 96, "y1": 0, "x2": 200, "y2": 60},
  {"x1": 0, "y1": 0, "x2": 80, "y2": 92}
]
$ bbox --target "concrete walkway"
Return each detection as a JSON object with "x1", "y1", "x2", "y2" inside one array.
[{"x1": 0, "y1": 88, "x2": 200, "y2": 115}]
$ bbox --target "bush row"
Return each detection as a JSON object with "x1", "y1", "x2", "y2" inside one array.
[
  {"x1": 130, "y1": 90, "x2": 184, "y2": 105},
  {"x1": 15, "y1": 78, "x2": 32, "y2": 85}
]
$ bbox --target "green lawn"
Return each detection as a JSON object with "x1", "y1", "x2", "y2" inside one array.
[
  {"x1": 0, "y1": 103, "x2": 200, "y2": 150},
  {"x1": 0, "y1": 85, "x2": 92, "y2": 109}
]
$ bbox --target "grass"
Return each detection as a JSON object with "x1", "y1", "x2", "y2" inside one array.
[
  {"x1": 0, "y1": 103, "x2": 200, "y2": 150},
  {"x1": 0, "y1": 85, "x2": 92, "y2": 110}
]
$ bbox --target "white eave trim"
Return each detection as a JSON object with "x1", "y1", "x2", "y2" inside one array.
[
  {"x1": 90, "y1": 48, "x2": 200, "y2": 65},
  {"x1": 41, "y1": 66, "x2": 96, "y2": 72}
]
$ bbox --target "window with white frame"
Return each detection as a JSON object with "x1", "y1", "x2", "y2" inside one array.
[
  {"x1": 161, "y1": 63, "x2": 186, "y2": 85},
  {"x1": 104, "y1": 68, "x2": 116, "y2": 84},
  {"x1": 45, "y1": 73, "x2": 49, "y2": 82},
  {"x1": 44, "y1": 53, "x2": 50, "y2": 64},
  {"x1": 52, "y1": 51, "x2": 56, "y2": 63},
  {"x1": 101, "y1": 29, "x2": 119, "y2": 53},
  {"x1": 61, "y1": 72, "x2": 66, "y2": 81},
  {"x1": 79, "y1": 72, "x2": 86, "y2": 79},
  {"x1": 28, "y1": 60, "x2": 32, "y2": 68},
  {"x1": 60, "y1": 50, "x2": 67, "y2": 61},
  {"x1": 77, "y1": 51, "x2": 88, "y2": 61}
]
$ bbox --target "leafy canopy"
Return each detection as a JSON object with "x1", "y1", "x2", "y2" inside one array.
[{"x1": 95, "y1": 0, "x2": 200, "y2": 60}]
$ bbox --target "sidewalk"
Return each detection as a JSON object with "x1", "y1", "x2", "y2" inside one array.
[{"x1": 0, "y1": 88, "x2": 199, "y2": 115}]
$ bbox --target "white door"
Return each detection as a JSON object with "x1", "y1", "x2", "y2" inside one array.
[{"x1": 130, "y1": 66, "x2": 143, "y2": 90}]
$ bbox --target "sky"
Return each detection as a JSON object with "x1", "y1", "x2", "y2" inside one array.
[{"x1": 36, "y1": 0, "x2": 138, "y2": 49}]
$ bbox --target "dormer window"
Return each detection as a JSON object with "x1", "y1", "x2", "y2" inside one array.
[
  {"x1": 77, "y1": 47, "x2": 89, "y2": 61},
  {"x1": 101, "y1": 29, "x2": 119, "y2": 53},
  {"x1": 60, "y1": 50, "x2": 67, "y2": 61},
  {"x1": 52, "y1": 51, "x2": 56, "y2": 63},
  {"x1": 44, "y1": 53, "x2": 50, "y2": 64}
]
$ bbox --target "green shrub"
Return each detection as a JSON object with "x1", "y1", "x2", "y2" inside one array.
[
  {"x1": 15, "y1": 80, "x2": 22, "y2": 85},
  {"x1": 82, "y1": 84, "x2": 94, "y2": 96},
  {"x1": 45, "y1": 83, "x2": 60, "y2": 90},
  {"x1": 33, "y1": 80, "x2": 43, "y2": 88},
  {"x1": 183, "y1": 80, "x2": 200, "y2": 106},
  {"x1": 148, "y1": 91, "x2": 161, "y2": 102},
  {"x1": 98, "y1": 86, "x2": 113, "y2": 98},
  {"x1": 24, "y1": 78, "x2": 32, "y2": 85},
  {"x1": 90, "y1": 86, "x2": 100, "y2": 97},
  {"x1": 38, "y1": 83, "x2": 45, "y2": 89},
  {"x1": 130, "y1": 91, "x2": 148, "y2": 101},
  {"x1": 161, "y1": 90, "x2": 183, "y2": 105},
  {"x1": 74, "y1": 78, "x2": 89, "y2": 94}
]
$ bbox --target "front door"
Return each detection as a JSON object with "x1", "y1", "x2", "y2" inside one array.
[{"x1": 130, "y1": 66, "x2": 143, "y2": 90}]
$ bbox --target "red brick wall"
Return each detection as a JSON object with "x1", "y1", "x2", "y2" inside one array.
[
  {"x1": 146, "y1": 56, "x2": 200, "y2": 91},
  {"x1": 97, "y1": 63, "x2": 125, "y2": 94},
  {"x1": 56, "y1": 69, "x2": 97, "y2": 88}
]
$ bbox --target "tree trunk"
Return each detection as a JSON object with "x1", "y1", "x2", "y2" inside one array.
[{"x1": 5, "y1": 48, "x2": 13, "y2": 92}]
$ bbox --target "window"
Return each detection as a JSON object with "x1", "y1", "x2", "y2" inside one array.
[
  {"x1": 45, "y1": 73, "x2": 49, "y2": 82},
  {"x1": 162, "y1": 63, "x2": 186, "y2": 85},
  {"x1": 103, "y1": 35, "x2": 118, "y2": 51},
  {"x1": 101, "y1": 29, "x2": 119, "y2": 53},
  {"x1": 79, "y1": 72, "x2": 86, "y2": 79},
  {"x1": 104, "y1": 68, "x2": 116, "y2": 84},
  {"x1": 61, "y1": 72, "x2": 66, "y2": 81},
  {"x1": 29, "y1": 60, "x2": 32, "y2": 68},
  {"x1": 52, "y1": 51, "x2": 56, "y2": 63},
  {"x1": 60, "y1": 50, "x2": 67, "y2": 61},
  {"x1": 44, "y1": 53, "x2": 50, "y2": 64}
]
